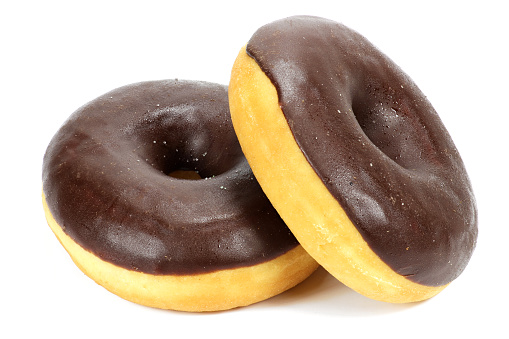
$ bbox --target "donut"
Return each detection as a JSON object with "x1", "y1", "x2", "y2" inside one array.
[
  {"x1": 229, "y1": 16, "x2": 478, "y2": 303},
  {"x1": 42, "y1": 79, "x2": 318, "y2": 312}
]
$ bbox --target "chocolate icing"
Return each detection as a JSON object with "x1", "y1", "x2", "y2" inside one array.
[
  {"x1": 42, "y1": 80, "x2": 298, "y2": 275},
  {"x1": 246, "y1": 16, "x2": 477, "y2": 286}
]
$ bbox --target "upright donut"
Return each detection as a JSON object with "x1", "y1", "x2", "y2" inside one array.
[
  {"x1": 42, "y1": 79, "x2": 318, "y2": 312},
  {"x1": 229, "y1": 16, "x2": 477, "y2": 303}
]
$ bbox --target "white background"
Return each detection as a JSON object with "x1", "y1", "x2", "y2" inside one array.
[{"x1": 2, "y1": 1, "x2": 507, "y2": 338}]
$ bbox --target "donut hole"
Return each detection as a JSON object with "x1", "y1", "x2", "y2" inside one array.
[
  {"x1": 351, "y1": 81, "x2": 429, "y2": 170},
  {"x1": 136, "y1": 148, "x2": 211, "y2": 180},
  {"x1": 168, "y1": 169, "x2": 202, "y2": 180},
  {"x1": 133, "y1": 119, "x2": 245, "y2": 181},
  {"x1": 157, "y1": 150, "x2": 241, "y2": 181},
  {"x1": 352, "y1": 100, "x2": 404, "y2": 163},
  {"x1": 161, "y1": 160, "x2": 211, "y2": 180}
]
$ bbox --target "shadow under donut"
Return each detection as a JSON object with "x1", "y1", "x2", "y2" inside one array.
[{"x1": 259, "y1": 267, "x2": 417, "y2": 316}]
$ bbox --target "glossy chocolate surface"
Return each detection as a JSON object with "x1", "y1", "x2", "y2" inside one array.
[
  {"x1": 247, "y1": 16, "x2": 477, "y2": 286},
  {"x1": 43, "y1": 80, "x2": 298, "y2": 275}
]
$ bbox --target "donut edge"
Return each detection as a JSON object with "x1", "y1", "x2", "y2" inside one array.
[
  {"x1": 229, "y1": 47, "x2": 447, "y2": 303},
  {"x1": 43, "y1": 191, "x2": 318, "y2": 312}
]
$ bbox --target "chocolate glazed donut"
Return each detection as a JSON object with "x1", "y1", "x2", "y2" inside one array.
[
  {"x1": 42, "y1": 79, "x2": 318, "y2": 311},
  {"x1": 229, "y1": 16, "x2": 477, "y2": 302}
]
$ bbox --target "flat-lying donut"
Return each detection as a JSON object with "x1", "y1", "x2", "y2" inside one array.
[
  {"x1": 42, "y1": 79, "x2": 318, "y2": 312},
  {"x1": 229, "y1": 16, "x2": 477, "y2": 303}
]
